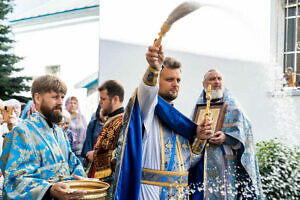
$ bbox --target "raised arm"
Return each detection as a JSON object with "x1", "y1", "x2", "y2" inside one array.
[{"x1": 137, "y1": 45, "x2": 164, "y2": 124}]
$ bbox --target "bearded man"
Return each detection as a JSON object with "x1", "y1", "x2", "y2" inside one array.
[
  {"x1": 112, "y1": 46, "x2": 202, "y2": 200},
  {"x1": 0, "y1": 75, "x2": 87, "y2": 200},
  {"x1": 189, "y1": 69, "x2": 263, "y2": 200},
  {"x1": 88, "y1": 80, "x2": 124, "y2": 183}
]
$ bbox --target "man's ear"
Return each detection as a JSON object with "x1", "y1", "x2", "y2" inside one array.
[
  {"x1": 112, "y1": 96, "x2": 119, "y2": 105},
  {"x1": 33, "y1": 93, "x2": 42, "y2": 106}
]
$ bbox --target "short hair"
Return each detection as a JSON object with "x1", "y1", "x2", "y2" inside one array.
[
  {"x1": 163, "y1": 57, "x2": 182, "y2": 70},
  {"x1": 203, "y1": 69, "x2": 221, "y2": 82},
  {"x1": 31, "y1": 75, "x2": 67, "y2": 102},
  {"x1": 98, "y1": 80, "x2": 124, "y2": 102}
]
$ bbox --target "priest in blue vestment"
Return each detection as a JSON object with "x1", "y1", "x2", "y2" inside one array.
[
  {"x1": 0, "y1": 75, "x2": 86, "y2": 200},
  {"x1": 189, "y1": 69, "x2": 263, "y2": 200},
  {"x1": 112, "y1": 45, "x2": 206, "y2": 200}
]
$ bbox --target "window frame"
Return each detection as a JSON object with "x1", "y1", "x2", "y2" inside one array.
[{"x1": 284, "y1": 0, "x2": 300, "y2": 87}]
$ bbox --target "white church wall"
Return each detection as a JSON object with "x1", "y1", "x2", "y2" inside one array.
[
  {"x1": 99, "y1": 39, "x2": 300, "y2": 144},
  {"x1": 11, "y1": 15, "x2": 99, "y2": 119}
]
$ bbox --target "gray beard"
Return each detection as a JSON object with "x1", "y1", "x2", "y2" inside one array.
[{"x1": 205, "y1": 87, "x2": 224, "y2": 99}]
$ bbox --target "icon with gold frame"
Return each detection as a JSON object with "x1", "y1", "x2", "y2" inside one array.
[{"x1": 192, "y1": 102, "x2": 227, "y2": 138}]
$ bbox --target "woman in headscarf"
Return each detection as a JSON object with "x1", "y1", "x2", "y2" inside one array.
[
  {"x1": 65, "y1": 96, "x2": 87, "y2": 162},
  {"x1": 4, "y1": 99, "x2": 22, "y2": 131},
  {"x1": 4, "y1": 99, "x2": 21, "y2": 118},
  {"x1": 1, "y1": 98, "x2": 22, "y2": 198}
]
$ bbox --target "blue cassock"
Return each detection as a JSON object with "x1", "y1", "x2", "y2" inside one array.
[
  {"x1": 112, "y1": 90, "x2": 197, "y2": 200},
  {"x1": 0, "y1": 112, "x2": 86, "y2": 200}
]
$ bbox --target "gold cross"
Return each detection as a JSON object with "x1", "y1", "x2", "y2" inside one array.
[
  {"x1": 166, "y1": 138, "x2": 173, "y2": 152},
  {"x1": 182, "y1": 142, "x2": 188, "y2": 153},
  {"x1": 210, "y1": 169, "x2": 218, "y2": 180},
  {"x1": 178, "y1": 176, "x2": 184, "y2": 183}
]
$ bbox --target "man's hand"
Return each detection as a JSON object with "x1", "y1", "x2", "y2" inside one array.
[
  {"x1": 50, "y1": 182, "x2": 86, "y2": 200},
  {"x1": 73, "y1": 175, "x2": 84, "y2": 180},
  {"x1": 145, "y1": 45, "x2": 164, "y2": 70},
  {"x1": 208, "y1": 131, "x2": 226, "y2": 145},
  {"x1": 196, "y1": 118, "x2": 213, "y2": 140},
  {"x1": 86, "y1": 151, "x2": 94, "y2": 162}
]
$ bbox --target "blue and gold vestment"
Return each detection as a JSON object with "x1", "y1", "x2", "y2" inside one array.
[
  {"x1": 0, "y1": 112, "x2": 86, "y2": 200},
  {"x1": 189, "y1": 89, "x2": 263, "y2": 200},
  {"x1": 112, "y1": 65, "x2": 197, "y2": 200},
  {"x1": 112, "y1": 90, "x2": 197, "y2": 200}
]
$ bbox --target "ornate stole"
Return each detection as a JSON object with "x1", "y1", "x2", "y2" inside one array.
[
  {"x1": 91, "y1": 113, "x2": 123, "y2": 179},
  {"x1": 141, "y1": 119, "x2": 192, "y2": 200}
]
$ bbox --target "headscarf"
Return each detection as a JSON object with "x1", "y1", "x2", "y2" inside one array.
[
  {"x1": 4, "y1": 99, "x2": 21, "y2": 118},
  {"x1": 64, "y1": 96, "x2": 87, "y2": 156}
]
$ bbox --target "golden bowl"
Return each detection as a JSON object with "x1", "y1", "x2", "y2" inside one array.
[{"x1": 62, "y1": 179, "x2": 110, "y2": 200}]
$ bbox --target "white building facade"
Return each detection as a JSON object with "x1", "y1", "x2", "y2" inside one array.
[
  {"x1": 10, "y1": 0, "x2": 100, "y2": 118},
  {"x1": 9, "y1": 0, "x2": 300, "y2": 144}
]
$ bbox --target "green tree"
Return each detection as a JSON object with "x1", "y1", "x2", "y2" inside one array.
[
  {"x1": 256, "y1": 138, "x2": 300, "y2": 199},
  {"x1": 0, "y1": 0, "x2": 31, "y2": 102}
]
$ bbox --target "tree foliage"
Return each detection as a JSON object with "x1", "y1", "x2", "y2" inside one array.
[
  {"x1": 0, "y1": 0, "x2": 31, "y2": 102},
  {"x1": 256, "y1": 138, "x2": 300, "y2": 199}
]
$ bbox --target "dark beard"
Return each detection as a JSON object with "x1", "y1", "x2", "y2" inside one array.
[
  {"x1": 102, "y1": 104, "x2": 113, "y2": 116},
  {"x1": 40, "y1": 101, "x2": 62, "y2": 124},
  {"x1": 159, "y1": 92, "x2": 177, "y2": 102}
]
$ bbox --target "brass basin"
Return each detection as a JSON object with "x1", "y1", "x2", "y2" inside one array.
[{"x1": 62, "y1": 179, "x2": 110, "y2": 200}]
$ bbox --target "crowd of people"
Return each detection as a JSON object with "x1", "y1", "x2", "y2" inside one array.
[{"x1": 0, "y1": 45, "x2": 263, "y2": 200}]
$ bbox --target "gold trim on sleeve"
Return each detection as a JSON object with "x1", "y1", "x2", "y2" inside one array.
[
  {"x1": 143, "y1": 66, "x2": 159, "y2": 86},
  {"x1": 94, "y1": 168, "x2": 112, "y2": 179},
  {"x1": 192, "y1": 139, "x2": 206, "y2": 154}
]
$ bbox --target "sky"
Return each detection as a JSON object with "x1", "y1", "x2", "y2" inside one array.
[{"x1": 9, "y1": 0, "x2": 47, "y2": 18}]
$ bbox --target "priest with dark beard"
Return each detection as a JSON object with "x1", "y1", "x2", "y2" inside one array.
[{"x1": 0, "y1": 75, "x2": 87, "y2": 200}]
